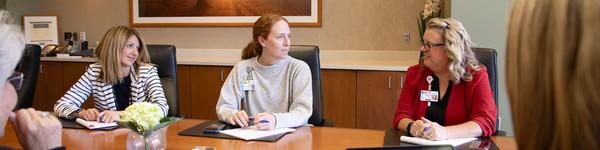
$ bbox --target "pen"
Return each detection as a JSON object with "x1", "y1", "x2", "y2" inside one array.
[
  {"x1": 248, "y1": 117, "x2": 270, "y2": 124},
  {"x1": 421, "y1": 117, "x2": 432, "y2": 133},
  {"x1": 97, "y1": 112, "x2": 105, "y2": 122}
]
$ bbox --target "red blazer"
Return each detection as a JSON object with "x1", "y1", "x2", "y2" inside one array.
[{"x1": 393, "y1": 64, "x2": 497, "y2": 137}]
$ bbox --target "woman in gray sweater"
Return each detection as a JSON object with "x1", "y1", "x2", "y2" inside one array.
[{"x1": 216, "y1": 14, "x2": 313, "y2": 130}]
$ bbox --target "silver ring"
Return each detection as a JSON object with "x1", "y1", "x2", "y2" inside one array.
[{"x1": 40, "y1": 111, "x2": 49, "y2": 118}]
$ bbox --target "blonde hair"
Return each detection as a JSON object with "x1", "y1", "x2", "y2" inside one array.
[
  {"x1": 507, "y1": 0, "x2": 600, "y2": 149},
  {"x1": 426, "y1": 18, "x2": 479, "y2": 83},
  {"x1": 95, "y1": 25, "x2": 151, "y2": 85},
  {"x1": 0, "y1": 10, "x2": 24, "y2": 90},
  {"x1": 242, "y1": 14, "x2": 288, "y2": 60}
]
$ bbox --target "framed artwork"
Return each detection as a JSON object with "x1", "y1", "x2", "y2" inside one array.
[
  {"x1": 130, "y1": 0, "x2": 321, "y2": 27},
  {"x1": 22, "y1": 16, "x2": 59, "y2": 46}
]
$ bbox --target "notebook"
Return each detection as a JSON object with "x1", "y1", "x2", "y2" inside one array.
[
  {"x1": 178, "y1": 120, "x2": 293, "y2": 142},
  {"x1": 219, "y1": 127, "x2": 295, "y2": 141},
  {"x1": 347, "y1": 145, "x2": 454, "y2": 150},
  {"x1": 400, "y1": 136, "x2": 476, "y2": 146},
  {"x1": 75, "y1": 118, "x2": 118, "y2": 130}
]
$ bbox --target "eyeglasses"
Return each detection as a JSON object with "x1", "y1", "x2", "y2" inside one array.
[
  {"x1": 422, "y1": 43, "x2": 445, "y2": 51},
  {"x1": 7, "y1": 72, "x2": 23, "y2": 90}
]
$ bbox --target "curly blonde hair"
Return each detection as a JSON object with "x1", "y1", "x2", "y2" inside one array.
[{"x1": 426, "y1": 18, "x2": 479, "y2": 83}]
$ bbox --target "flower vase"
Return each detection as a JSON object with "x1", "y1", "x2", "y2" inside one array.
[{"x1": 127, "y1": 128, "x2": 167, "y2": 150}]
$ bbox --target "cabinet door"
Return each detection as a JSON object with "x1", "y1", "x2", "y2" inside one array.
[
  {"x1": 177, "y1": 65, "x2": 192, "y2": 117},
  {"x1": 189, "y1": 66, "x2": 232, "y2": 120},
  {"x1": 63, "y1": 62, "x2": 94, "y2": 109},
  {"x1": 322, "y1": 69, "x2": 357, "y2": 128},
  {"x1": 33, "y1": 62, "x2": 64, "y2": 111},
  {"x1": 395, "y1": 72, "x2": 406, "y2": 102},
  {"x1": 356, "y1": 71, "x2": 398, "y2": 130}
]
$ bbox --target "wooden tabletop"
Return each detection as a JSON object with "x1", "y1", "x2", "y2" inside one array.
[{"x1": 0, "y1": 119, "x2": 516, "y2": 150}]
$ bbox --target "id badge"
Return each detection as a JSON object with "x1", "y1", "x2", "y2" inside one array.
[
  {"x1": 242, "y1": 80, "x2": 256, "y2": 91},
  {"x1": 420, "y1": 90, "x2": 439, "y2": 102}
]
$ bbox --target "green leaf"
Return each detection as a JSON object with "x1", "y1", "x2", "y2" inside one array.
[{"x1": 118, "y1": 117, "x2": 183, "y2": 137}]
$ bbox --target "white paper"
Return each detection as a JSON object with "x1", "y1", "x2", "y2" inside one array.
[
  {"x1": 219, "y1": 127, "x2": 295, "y2": 140},
  {"x1": 75, "y1": 118, "x2": 118, "y2": 130},
  {"x1": 400, "y1": 136, "x2": 477, "y2": 146},
  {"x1": 23, "y1": 16, "x2": 58, "y2": 46}
]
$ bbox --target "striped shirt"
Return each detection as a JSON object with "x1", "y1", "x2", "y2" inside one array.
[{"x1": 54, "y1": 63, "x2": 169, "y2": 119}]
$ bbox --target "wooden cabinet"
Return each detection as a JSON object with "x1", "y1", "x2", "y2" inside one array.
[
  {"x1": 188, "y1": 66, "x2": 232, "y2": 120},
  {"x1": 33, "y1": 62, "x2": 64, "y2": 111},
  {"x1": 63, "y1": 62, "x2": 94, "y2": 109},
  {"x1": 322, "y1": 70, "x2": 357, "y2": 128},
  {"x1": 33, "y1": 62, "x2": 93, "y2": 111},
  {"x1": 33, "y1": 61, "x2": 408, "y2": 131},
  {"x1": 356, "y1": 71, "x2": 401, "y2": 130},
  {"x1": 396, "y1": 72, "x2": 406, "y2": 102},
  {"x1": 177, "y1": 66, "x2": 192, "y2": 117}
]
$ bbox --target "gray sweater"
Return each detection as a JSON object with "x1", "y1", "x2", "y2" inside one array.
[{"x1": 216, "y1": 56, "x2": 313, "y2": 128}]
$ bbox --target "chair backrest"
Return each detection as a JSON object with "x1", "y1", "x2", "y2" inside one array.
[
  {"x1": 288, "y1": 45, "x2": 324, "y2": 126},
  {"x1": 14, "y1": 44, "x2": 41, "y2": 110},
  {"x1": 472, "y1": 47, "x2": 499, "y2": 131},
  {"x1": 146, "y1": 44, "x2": 179, "y2": 117}
]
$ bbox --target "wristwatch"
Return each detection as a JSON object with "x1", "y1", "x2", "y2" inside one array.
[{"x1": 406, "y1": 121, "x2": 414, "y2": 136}]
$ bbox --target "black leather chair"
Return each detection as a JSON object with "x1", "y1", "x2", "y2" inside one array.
[
  {"x1": 288, "y1": 45, "x2": 331, "y2": 126},
  {"x1": 13, "y1": 44, "x2": 41, "y2": 110},
  {"x1": 472, "y1": 47, "x2": 505, "y2": 136},
  {"x1": 147, "y1": 45, "x2": 179, "y2": 117}
]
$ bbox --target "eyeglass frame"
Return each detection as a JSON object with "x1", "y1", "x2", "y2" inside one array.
[
  {"x1": 7, "y1": 72, "x2": 24, "y2": 90},
  {"x1": 421, "y1": 42, "x2": 446, "y2": 51}
]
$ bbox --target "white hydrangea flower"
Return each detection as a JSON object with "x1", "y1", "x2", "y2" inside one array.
[{"x1": 121, "y1": 102, "x2": 163, "y2": 132}]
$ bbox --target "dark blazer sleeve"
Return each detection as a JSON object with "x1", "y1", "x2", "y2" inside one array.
[{"x1": 467, "y1": 66, "x2": 497, "y2": 137}]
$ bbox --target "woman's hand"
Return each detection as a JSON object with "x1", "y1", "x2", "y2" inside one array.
[
  {"x1": 98, "y1": 110, "x2": 121, "y2": 123},
  {"x1": 10, "y1": 109, "x2": 62, "y2": 150},
  {"x1": 227, "y1": 110, "x2": 250, "y2": 127},
  {"x1": 422, "y1": 118, "x2": 450, "y2": 141},
  {"x1": 410, "y1": 120, "x2": 427, "y2": 137},
  {"x1": 78, "y1": 108, "x2": 100, "y2": 121},
  {"x1": 252, "y1": 113, "x2": 276, "y2": 130}
]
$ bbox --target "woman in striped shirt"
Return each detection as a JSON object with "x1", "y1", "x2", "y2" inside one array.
[{"x1": 54, "y1": 26, "x2": 168, "y2": 123}]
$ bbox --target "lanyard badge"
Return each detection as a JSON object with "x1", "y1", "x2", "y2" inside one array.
[
  {"x1": 420, "y1": 75, "x2": 439, "y2": 106},
  {"x1": 242, "y1": 80, "x2": 256, "y2": 91},
  {"x1": 242, "y1": 67, "x2": 256, "y2": 91}
]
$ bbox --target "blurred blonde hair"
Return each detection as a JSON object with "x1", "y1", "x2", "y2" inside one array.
[
  {"x1": 95, "y1": 25, "x2": 151, "y2": 85},
  {"x1": 507, "y1": 0, "x2": 600, "y2": 149},
  {"x1": 0, "y1": 10, "x2": 24, "y2": 90},
  {"x1": 426, "y1": 18, "x2": 479, "y2": 83}
]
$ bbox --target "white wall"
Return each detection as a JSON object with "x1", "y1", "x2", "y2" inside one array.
[{"x1": 452, "y1": 0, "x2": 513, "y2": 136}]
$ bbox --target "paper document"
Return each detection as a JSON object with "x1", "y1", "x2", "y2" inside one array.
[
  {"x1": 75, "y1": 118, "x2": 118, "y2": 130},
  {"x1": 219, "y1": 127, "x2": 295, "y2": 140},
  {"x1": 400, "y1": 136, "x2": 477, "y2": 146}
]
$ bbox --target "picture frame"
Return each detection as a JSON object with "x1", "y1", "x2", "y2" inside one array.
[
  {"x1": 129, "y1": 0, "x2": 321, "y2": 27},
  {"x1": 22, "y1": 15, "x2": 59, "y2": 46}
]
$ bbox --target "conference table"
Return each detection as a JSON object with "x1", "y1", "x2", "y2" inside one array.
[{"x1": 0, "y1": 119, "x2": 516, "y2": 150}]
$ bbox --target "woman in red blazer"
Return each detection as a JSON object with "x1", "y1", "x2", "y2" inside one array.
[{"x1": 393, "y1": 18, "x2": 496, "y2": 140}]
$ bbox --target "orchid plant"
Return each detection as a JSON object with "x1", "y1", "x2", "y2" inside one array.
[{"x1": 417, "y1": 0, "x2": 443, "y2": 44}]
